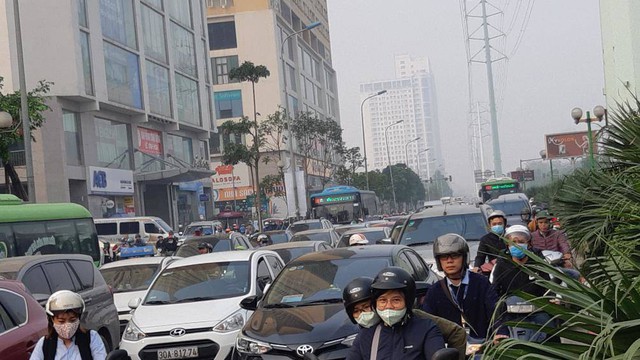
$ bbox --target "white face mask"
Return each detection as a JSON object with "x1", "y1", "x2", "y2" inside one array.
[
  {"x1": 376, "y1": 308, "x2": 406, "y2": 326},
  {"x1": 355, "y1": 311, "x2": 380, "y2": 328},
  {"x1": 53, "y1": 320, "x2": 80, "y2": 339}
]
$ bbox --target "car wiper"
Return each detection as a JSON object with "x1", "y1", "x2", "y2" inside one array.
[
  {"x1": 407, "y1": 241, "x2": 432, "y2": 247},
  {"x1": 298, "y1": 298, "x2": 343, "y2": 306},
  {"x1": 174, "y1": 296, "x2": 216, "y2": 303},
  {"x1": 144, "y1": 300, "x2": 172, "y2": 305},
  {"x1": 263, "y1": 302, "x2": 295, "y2": 308}
]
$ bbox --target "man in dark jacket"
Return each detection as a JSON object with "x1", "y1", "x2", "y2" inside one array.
[
  {"x1": 347, "y1": 267, "x2": 445, "y2": 360},
  {"x1": 472, "y1": 210, "x2": 507, "y2": 274}
]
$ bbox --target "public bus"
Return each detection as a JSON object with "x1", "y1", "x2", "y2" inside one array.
[
  {"x1": 310, "y1": 186, "x2": 380, "y2": 224},
  {"x1": 479, "y1": 177, "x2": 521, "y2": 202},
  {"x1": 0, "y1": 194, "x2": 102, "y2": 266}
]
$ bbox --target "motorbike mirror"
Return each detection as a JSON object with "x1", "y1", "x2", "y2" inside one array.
[
  {"x1": 240, "y1": 295, "x2": 259, "y2": 311},
  {"x1": 178, "y1": 232, "x2": 184, "y2": 236},
  {"x1": 432, "y1": 348, "x2": 460, "y2": 360},
  {"x1": 106, "y1": 349, "x2": 131, "y2": 360},
  {"x1": 128, "y1": 297, "x2": 142, "y2": 309}
]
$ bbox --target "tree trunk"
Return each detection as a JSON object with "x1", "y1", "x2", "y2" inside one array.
[
  {"x1": 251, "y1": 82, "x2": 263, "y2": 232},
  {"x1": 3, "y1": 161, "x2": 28, "y2": 201}
]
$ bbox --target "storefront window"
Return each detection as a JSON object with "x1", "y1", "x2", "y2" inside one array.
[
  {"x1": 63, "y1": 111, "x2": 83, "y2": 166},
  {"x1": 166, "y1": 134, "x2": 193, "y2": 166},
  {"x1": 95, "y1": 118, "x2": 130, "y2": 169}
]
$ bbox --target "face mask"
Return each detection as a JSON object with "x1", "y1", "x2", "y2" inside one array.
[
  {"x1": 376, "y1": 308, "x2": 406, "y2": 326},
  {"x1": 490, "y1": 225, "x2": 504, "y2": 234},
  {"x1": 509, "y1": 244, "x2": 527, "y2": 259},
  {"x1": 355, "y1": 311, "x2": 380, "y2": 328},
  {"x1": 53, "y1": 320, "x2": 80, "y2": 339}
]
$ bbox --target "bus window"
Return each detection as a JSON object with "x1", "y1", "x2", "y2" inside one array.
[{"x1": 0, "y1": 225, "x2": 15, "y2": 259}]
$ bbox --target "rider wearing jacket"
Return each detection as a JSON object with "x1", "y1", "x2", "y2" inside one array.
[{"x1": 473, "y1": 210, "x2": 508, "y2": 273}]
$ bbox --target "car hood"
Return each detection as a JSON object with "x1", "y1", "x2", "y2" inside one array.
[
  {"x1": 132, "y1": 296, "x2": 246, "y2": 332},
  {"x1": 113, "y1": 290, "x2": 147, "y2": 313},
  {"x1": 244, "y1": 303, "x2": 358, "y2": 345}
]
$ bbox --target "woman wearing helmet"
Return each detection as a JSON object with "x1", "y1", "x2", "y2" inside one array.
[
  {"x1": 30, "y1": 290, "x2": 107, "y2": 360},
  {"x1": 342, "y1": 277, "x2": 380, "y2": 328},
  {"x1": 472, "y1": 210, "x2": 508, "y2": 274},
  {"x1": 347, "y1": 267, "x2": 446, "y2": 360}
]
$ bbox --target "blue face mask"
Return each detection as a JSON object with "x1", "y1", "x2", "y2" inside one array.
[
  {"x1": 491, "y1": 225, "x2": 504, "y2": 234},
  {"x1": 509, "y1": 244, "x2": 527, "y2": 259}
]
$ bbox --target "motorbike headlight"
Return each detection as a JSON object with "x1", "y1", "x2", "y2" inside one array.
[
  {"x1": 213, "y1": 311, "x2": 245, "y2": 332},
  {"x1": 123, "y1": 320, "x2": 146, "y2": 342},
  {"x1": 236, "y1": 334, "x2": 272, "y2": 354},
  {"x1": 341, "y1": 334, "x2": 358, "y2": 347}
]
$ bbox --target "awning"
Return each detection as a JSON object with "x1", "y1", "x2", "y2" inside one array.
[{"x1": 135, "y1": 168, "x2": 213, "y2": 183}]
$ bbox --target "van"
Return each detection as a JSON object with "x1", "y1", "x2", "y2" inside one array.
[{"x1": 94, "y1": 216, "x2": 173, "y2": 247}]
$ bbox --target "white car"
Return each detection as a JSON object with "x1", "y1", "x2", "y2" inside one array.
[
  {"x1": 100, "y1": 256, "x2": 179, "y2": 337},
  {"x1": 120, "y1": 250, "x2": 285, "y2": 360}
]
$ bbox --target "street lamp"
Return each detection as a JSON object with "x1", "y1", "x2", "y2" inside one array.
[
  {"x1": 404, "y1": 137, "x2": 420, "y2": 170},
  {"x1": 571, "y1": 105, "x2": 605, "y2": 169},
  {"x1": 360, "y1": 90, "x2": 387, "y2": 190},
  {"x1": 384, "y1": 120, "x2": 404, "y2": 212},
  {"x1": 539, "y1": 149, "x2": 554, "y2": 182},
  {"x1": 280, "y1": 21, "x2": 322, "y2": 218},
  {"x1": 0, "y1": 111, "x2": 13, "y2": 129},
  {"x1": 416, "y1": 148, "x2": 430, "y2": 180}
]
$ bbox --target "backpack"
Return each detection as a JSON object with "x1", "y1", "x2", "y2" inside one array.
[{"x1": 43, "y1": 330, "x2": 93, "y2": 360}]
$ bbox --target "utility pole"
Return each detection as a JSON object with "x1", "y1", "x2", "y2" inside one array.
[{"x1": 481, "y1": 0, "x2": 502, "y2": 175}]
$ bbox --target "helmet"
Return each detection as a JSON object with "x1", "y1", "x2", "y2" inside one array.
[
  {"x1": 257, "y1": 234, "x2": 272, "y2": 246},
  {"x1": 349, "y1": 233, "x2": 368, "y2": 246},
  {"x1": 225, "y1": 228, "x2": 231, "y2": 233},
  {"x1": 45, "y1": 290, "x2": 85, "y2": 316},
  {"x1": 535, "y1": 210, "x2": 551, "y2": 220},
  {"x1": 487, "y1": 210, "x2": 507, "y2": 223},
  {"x1": 505, "y1": 225, "x2": 531, "y2": 240},
  {"x1": 433, "y1": 233, "x2": 470, "y2": 271},
  {"x1": 371, "y1": 267, "x2": 416, "y2": 311},
  {"x1": 343, "y1": 277, "x2": 374, "y2": 324}
]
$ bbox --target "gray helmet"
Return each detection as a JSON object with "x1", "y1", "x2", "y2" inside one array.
[
  {"x1": 433, "y1": 233, "x2": 470, "y2": 271},
  {"x1": 487, "y1": 210, "x2": 507, "y2": 223}
]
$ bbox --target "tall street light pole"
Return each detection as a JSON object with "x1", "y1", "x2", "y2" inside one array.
[
  {"x1": 571, "y1": 106, "x2": 605, "y2": 169},
  {"x1": 280, "y1": 21, "x2": 321, "y2": 218},
  {"x1": 360, "y1": 90, "x2": 387, "y2": 190},
  {"x1": 384, "y1": 120, "x2": 403, "y2": 212},
  {"x1": 404, "y1": 137, "x2": 420, "y2": 171},
  {"x1": 416, "y1": 148, "x2": 429, "y2": 180}
]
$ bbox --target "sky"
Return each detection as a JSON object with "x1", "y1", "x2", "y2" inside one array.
[{"x1": 326, "y1": 0, "x2": 605, "y2": 197}]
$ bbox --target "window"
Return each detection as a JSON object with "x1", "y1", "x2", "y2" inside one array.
[
  {"x1": 100, "y1": 0, "x2": 137, "y2": 49},
  {"x1": 171, "y1": 23, "x2": 197, "y2": 77},
  {"x1": 146, "y1": 61, "x2": 171, "y2": 117},
  {"x1": 167, "y1": 0, "x2": 192, "y2": 28},
  {"x1": 96, "y1": 223, "x2": 117, "y2": 235},
  {"x1": 207, "y1": 0, "x2": 234, "y2": 8},
  {"x1": 143, "y1": 0, "x2": 162, "y2": 10},
  {"x1": 119, "y1": 221, "x2": 140, "y2": 234},
  {"x1": 166, "y1": 134, "x2": 193, "y2": 165},
  {"x1": 198, "y1": 140, "x2": 207, "y2": 160},
  {"x1": 265, "y1": 256, "x2": 283, "y2": 277},
  {"x1": 78, "y1": 0, "x2": 88, "y2": 27},
  {"x1": 68, "y1": 260, "x2": 94, "y2": 290},
  {"x1": 0, "y1": 290, "x2": 27, "y2": 326},
  {"x1": 95, "y1": 118, "x2": 130, "y2": 169},
  {"x1": 212, "y1": 56, "x2": 238, "y2": 85},
  {"x1": 175, "y1": 73, "x2": 200, "y2": 125},
  {"x1": 22, "y1": 266, "x2": 51, "y2": 296},
  {"x1": 144, "y1": 222, "x2": 161, "y2": 234},
  {"x1": 141, "y1": 5, "x2": 167, "y2": 63},
  {"x1": 209, "y1": 133, "x2": 221, "y2": 154},
  {"x1": 63, "y1": 111, "x2": 83, "y2": 166},
  {"x1": 208, "y1": 21, "x2": 237, "y2": 50},
  {"x1": 43, "y1": 263, "x2": 77, "y2": 292},
  {"x1": 80, "y1": 31, "x2": 93, "y2": 95},
  {"x1": 214, "y1": 90, "x2": 242, "y2": 119},
  {"x1": 256, "y1": 259, "x2": 272, "y2": 291},
  {"x1": 103, "y1": 42, "x2": 142, "y2": 108}
]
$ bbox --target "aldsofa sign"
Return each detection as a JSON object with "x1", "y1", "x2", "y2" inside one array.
[{"x1": 210, "y1": 162, "x2": 250, "y2": 189}]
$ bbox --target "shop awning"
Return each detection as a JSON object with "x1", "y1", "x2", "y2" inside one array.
[{"x1": 135, "y1": 167, "x2": 213, "y2": 183}]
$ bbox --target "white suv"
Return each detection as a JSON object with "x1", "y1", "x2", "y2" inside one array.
[{"x1": 120, "y1": 250, "x2": 284, "y2": 360}]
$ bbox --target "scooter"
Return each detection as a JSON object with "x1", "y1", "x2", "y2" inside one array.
[{"x1": 504, "y1": 295, "x2": 552, "y2": 342}]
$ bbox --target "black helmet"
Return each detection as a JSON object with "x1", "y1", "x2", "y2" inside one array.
[
  {"x1": 197, "y1": 242, "x2": 212, "y2": 252},
  {"x1": 343, "y1": 277, "x2": 375, "y2": 324},
  {"x1": 433, "y1": 233, "x2": 470, "y2": 271},
  {"x1": 371, "y1": 267, "x2": 416, "y2": 311}
]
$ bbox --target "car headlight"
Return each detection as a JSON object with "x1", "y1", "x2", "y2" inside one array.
[
  {"x1": 236, "y1": 334, "x2": 272, "y2": 354},
  {"x1": 213, "y1": 311, "x2": 244, "y2": 332},
  {"x1": 341, "y1": 334, "x2": 358, "y2": 347},
  {"x1": 123, "y1": 320, "x2": 146, "y2": 342}
]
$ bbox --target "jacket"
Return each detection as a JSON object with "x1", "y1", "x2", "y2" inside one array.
[
  {"x1": 531, "y1": 229, "x2": 570, "y2": 255},
  {"x1": 422, "y1": 271, "x2": 508, "y2": 338},
  {"x1": 492, "y1": 248, "x2": 551, "y2": 298},
  {"x1": 346, "y1": 312, "x2": 445, "y2": 360},
  {"x1": 414, "y1": 309, "x2": 466, "y2": 360},
  {"x1": 473, "y1": 232, "x2": 507, "y2": 268}
]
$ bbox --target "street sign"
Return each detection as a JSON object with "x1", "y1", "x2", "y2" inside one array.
[
  {"x1": 474, "y1": 169, "x2": 495, "y2": 184},
  {"x1": 199, "y1": 193, "x2": 209, "y2": 202},
  {"x1": 545, "y1": 131, "x2": 596, "y2": 159},
  {"x1": 510, "y1": 170, "x2": 535, "y2": 182}
]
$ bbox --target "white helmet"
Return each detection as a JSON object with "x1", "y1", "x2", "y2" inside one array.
[
  {"x1": 504, "y1": 225, "x2": 531, "y2": 240},
  {"x1": 349, "y1": 233, "x2": 369, "y2": 246},
  {"x1": 45, "y1": 290, "x2": 85, "y2": 316}
]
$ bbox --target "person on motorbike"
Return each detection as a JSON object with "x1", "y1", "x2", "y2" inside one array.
[
  {"x1": 530, "y1": 211, "x2": 573, "y2": 268},
  {"x1": 472, "y1": 210, "x2": 508, "y2": 275},
  {"x1": 133, "y1": 234, "x2": 146, "y2": 247},
  {"x1": 348, "y1": 233, "x2": 369, "y2": 246},
  {"x1": 347, "y1": 267, "x2": 445, "y2": 360},
  {"x1": 422, "y1": 234, "x2": 508, "y2": 347},
  {"x1": 197, "y1": 242, "x2": 213, "y2": 254},
  {"x1": 155, "y1": 236, "x2": 166, "y2": 254}
]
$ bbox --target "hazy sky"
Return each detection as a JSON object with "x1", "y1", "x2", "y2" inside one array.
[{"x1": 326, "y1": 0, "x2": 605, "y2": 196}]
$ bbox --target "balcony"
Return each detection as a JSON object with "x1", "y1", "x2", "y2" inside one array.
[{"x1": 0, "y1": 150, "x2": 26, "y2": 166}]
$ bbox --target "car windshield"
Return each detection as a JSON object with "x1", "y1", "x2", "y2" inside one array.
[
  {"x1": 338, "y1": 230, "x2": 387, "y2": 247},
  {"x1": 289, "y1": 222, "x2": 322, "y2": 233},
  {"x1": 144, "y1": 261, "x2": 249, "y2": 304},
  {"x1": 487, "y1": 200, "x2": 529, "y2": 216},
  {"x1": 274, "y1": 247, "x2": 315, "y2": 264},
  {"x1": 155, "y1": 218, "x2": 173, "y2": 233},
  {"x1": 184, "y1": 225, "x2": 214, "y2": 236},
  {"x1": 399, "y1": 213, "x2": 487, "y2": 245},
  {"x1": 101, "y1": 264, "x2": 159, "y2": 293},
  {"x1": 264, "y1": 257, "x2": 390, "y2": 306},
  {"x1": 269, "y1": 233, "x2": 289, "y2": 244},
  {"x1": 335, "y1": 225, "x2": 365, "y2": 235},
  {"x1": 175, "y1": 239, "x2": 232, "y2": 257},
  {"x1": 290, "y1": 232, "x2": 331, "y2": 243}
]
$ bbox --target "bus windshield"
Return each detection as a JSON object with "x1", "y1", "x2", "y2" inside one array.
[{"x1": 313, "y1": 203, "x2": 355, "y2": 224}]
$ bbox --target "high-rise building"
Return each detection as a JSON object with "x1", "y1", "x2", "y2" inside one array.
[
  {"x1": 360, "y1": 54, "x2": 443, "y2": 180},
  {"x1": 206, "y1": 0, "x2": 340, "y2": 216},
  {"x1": 0, "y1": 0, "x2": 214, "y2": 227}
]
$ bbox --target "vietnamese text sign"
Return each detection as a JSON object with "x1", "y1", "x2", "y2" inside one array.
[
  {"x1": 210, "y1": 162, "x2": 250, "y2": 189},
  {"x1": 545, "y1": 131, "x2": 595, "y2": 160},
  {"x1": 138, "y1": 127, "x2": 163, "y2": 155},
  {"x1": 212, "y1": 186, "x2": 254, "y2": 202},
  {"x1": 88, "y1": 166, "x2": 134, "y2": 195}
]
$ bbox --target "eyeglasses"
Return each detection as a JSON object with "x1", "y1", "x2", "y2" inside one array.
[
  {"x1": 352, "y1": 303, "x2": 372, "y2": 318},
  {"x1": 439, "y1": 253, "x2": 462, "y2": 260}
]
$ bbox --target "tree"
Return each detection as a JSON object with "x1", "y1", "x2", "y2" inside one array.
[
  {"x1": 335, "y1": 146, "x2": 363, "y2": 186},
  {"x1": 259, "y1": 108, "x2": 288, "y2": 200},
  {"x1": 228, "y1": 61, "x2": 270, "y2": 230},
  {"x1": 382, "y1": 164, "x2": 425, "y2": 211},
  {"x1": 317, "y1": 118, "x2": 344, "y2": 189},
  {"x1": 0, "y1": 77, "x2": 52, "y2": 200}
]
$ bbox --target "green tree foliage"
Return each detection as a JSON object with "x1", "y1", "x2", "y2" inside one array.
[
  {"x1": 335, "y1": 146, "x2": 364, "y2": 186},
  {"x1": 382, "y1": 164, "x2": 425, "y2": 210}
]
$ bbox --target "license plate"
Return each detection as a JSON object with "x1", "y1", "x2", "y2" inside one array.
[{"x1": 157, "y1": 346, "x2": 199, "y2": 359}]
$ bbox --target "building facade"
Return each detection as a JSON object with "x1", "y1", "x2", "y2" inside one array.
[
  {"x1": 0, "y1": 0, "x2": 214, "y2": 228},
  {"x1": 360, "y1": 54, "x2": 443, "y2": 180},
  {"x1": 205, "y1": 0, "x2": 340, "y2": 217},
  {"x1": 600, "y1": 0, "x2": 640, "y2": 110}
]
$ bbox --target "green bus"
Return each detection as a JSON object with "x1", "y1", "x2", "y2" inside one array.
[
  {"x1": 0, "y1": 194, "x2": 102, "y2": 266},
  {"x1": 478, "y1": 177, "x2": 521, "y2": 203}
]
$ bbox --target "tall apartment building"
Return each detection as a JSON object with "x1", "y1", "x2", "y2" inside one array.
[
  {"x1": 0, "y1": 0, "x2": 214, "y2": 227},
  {"x1": 206, "y1": 0, "x2": 340, "y2": 216},
  {"x1": 360, "y1": 54, "x2": 443, "y2": 180}
]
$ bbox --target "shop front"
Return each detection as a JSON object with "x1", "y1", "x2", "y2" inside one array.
[{"x1": 87, "y1": 166, "x2": 136, "y2": 218}]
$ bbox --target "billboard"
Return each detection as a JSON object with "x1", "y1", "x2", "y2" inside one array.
[
  {"x1": 210, "y1": 162, "x2": 250, "y2": 189},
  {"x1": 510, "y1": 170, "x2": 535, "y2": 182},
  {"x1": 545, "y1": 131, "x2": 595, "y2": 160}
]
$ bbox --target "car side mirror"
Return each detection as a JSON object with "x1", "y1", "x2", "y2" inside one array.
[
  {"x1": 432, "y1": 348, "x2": 460, "y2": 360},
  {"x1": 240, "y1": 295, "x2": 259, "y2": 311},
  {"x1": 128, "y1": 297, "x2": 142, "y2": 309},
  {"x1": 376, "y1": 238, "x2": 393, "y2": 245}
]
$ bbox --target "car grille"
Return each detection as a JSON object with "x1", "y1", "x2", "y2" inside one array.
[
  {"x1": 139, "y1": 340, "x2": 219, "y2": 360},
  {"x1": 263, "y1": 342, "x2": 349, "y2": 360},
  {"x1": 146, "y1": 327, "x2": 213, "y2": 337}
]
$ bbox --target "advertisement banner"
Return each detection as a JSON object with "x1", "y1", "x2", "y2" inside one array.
[
  {"x1": 211, "y1": 186, "x2": 254, "y2": 202},
  {"x1": 138, "y1": 127, "x2": 163, "y2": 155},
  {"x1": 210, "y1": 162, "x2": 250, "y2": 189},
  {"x1": 284, "y1": 170, "x2": 307, "y2": 217},
  {"x1": 545, "y1": 131, "x2": 596, "y2": 159},
  {"x1": 88, "y1": 166, "x2": 134, "y2": 195}
]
